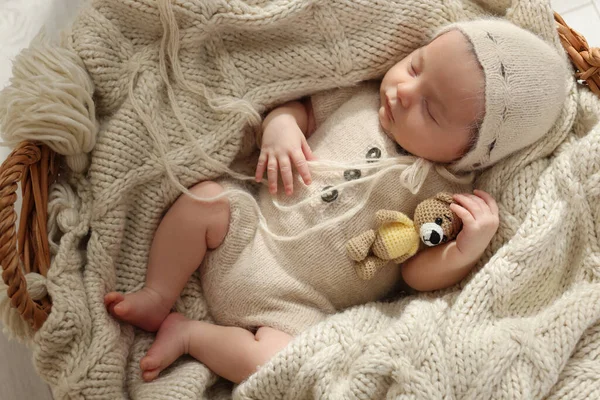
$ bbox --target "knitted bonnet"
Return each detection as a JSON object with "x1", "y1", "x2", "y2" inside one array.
[{"x1": 433, "y1": 19, "x2": 570, "y2": 172}]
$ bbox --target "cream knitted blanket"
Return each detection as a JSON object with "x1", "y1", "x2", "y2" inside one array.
[{"x1": 1, "y1": 0, "x2": 599, "y2": 399}]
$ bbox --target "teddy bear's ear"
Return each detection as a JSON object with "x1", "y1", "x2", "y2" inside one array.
[{"x1": 435, "y1": 192, "x2": 454, "y2": 205}]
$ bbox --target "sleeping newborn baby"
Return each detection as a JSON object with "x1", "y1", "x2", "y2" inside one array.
[{"x1": 104, "y1": 20, "x2": 568, "y2": 384}]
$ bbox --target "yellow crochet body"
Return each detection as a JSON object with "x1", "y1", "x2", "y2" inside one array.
[{"x1": 377, "y1": 222, "x2": 420, "y2": 259}]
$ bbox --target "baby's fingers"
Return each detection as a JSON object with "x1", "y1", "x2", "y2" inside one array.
[
  {"x1": 302, "y1": 140, "x2": 316, "y2": 161},
  {"x1": 453, "y1": 193, "x2": 482, "y2": 216},
  {"x1": 291, "y1": 149, "x2": 312, "y2": 186},
  {"x1": 450, "y1": 202, "x2": 474, "y2": 223},
  {"x1": 279, "y1": 155, "x2": 294, "y2": 195},
  {"x1": 255, "y1": 152, "x2": 268, "y2": 183},
  {"x1": 474, "y1": 189, "x2": 499, "y2": 215},
  {"x1": 267, "y1": 155, "x2": 279, "y2": 194}
]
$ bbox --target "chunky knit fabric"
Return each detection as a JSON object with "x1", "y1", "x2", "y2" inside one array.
[{"x1": 0, "y1": 0, "x2": 599, "y2": 399}]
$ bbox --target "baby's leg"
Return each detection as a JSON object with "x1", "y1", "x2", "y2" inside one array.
[
  {"x1": 140, "y1": 313, "x2": 293, "y2": 384},
  {"x1": 105, "y1": 181, "x2": 230, "y2": 332}
]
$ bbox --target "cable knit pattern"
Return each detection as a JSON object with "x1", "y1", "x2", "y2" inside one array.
[{"x1": 0, "y1": 0, "x2": 598, "y2": 399}]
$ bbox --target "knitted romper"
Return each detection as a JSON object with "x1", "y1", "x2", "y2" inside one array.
[{"x1": 201, "y1": 82, "x2": 472, "y2": 336}]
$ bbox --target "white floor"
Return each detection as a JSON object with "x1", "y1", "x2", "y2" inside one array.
[
  {"x1": 0, "y1": 1, "x2": 599, "y2": 399},
  {"x1": 552, "y1": 0, "x2": 600, "y2": 47}
]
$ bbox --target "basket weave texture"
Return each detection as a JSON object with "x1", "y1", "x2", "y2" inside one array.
[
  {"x1": 0, "y1": 142, "x2": 55, "y2": 330},
  {"x1": 555, "y1": 12, "x2": 600, "y2": 96}
]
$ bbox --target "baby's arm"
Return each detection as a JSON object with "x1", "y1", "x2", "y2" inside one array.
[
  {"x1": 255, "y1": 99, "x2": 316, "y2": 195},
  {"x1": 401, "y1": 190, "x2": 499, "y2": 291}
]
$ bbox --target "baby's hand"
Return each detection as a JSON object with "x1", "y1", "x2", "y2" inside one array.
[
  {"x1": 449, "y1": 190, "x2": 499, "y2": 263},
  {"x1": 255, "y1": 115, "x2": 314, "y2": 195}
]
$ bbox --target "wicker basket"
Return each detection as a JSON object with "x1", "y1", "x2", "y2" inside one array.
[
  {"x1": 0, "y1": 142, "x2": 55, "y2": 330},
  {"x1": 0, "y1": 12, "x2": 599, "y2": 332}
]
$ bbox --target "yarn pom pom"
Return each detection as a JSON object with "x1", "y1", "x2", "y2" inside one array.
[{"x1": 0, "y1": 34, "x2": 98, "y2": 173}]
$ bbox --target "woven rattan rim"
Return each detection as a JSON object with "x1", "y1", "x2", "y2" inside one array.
[
  {"x1": 0, "y1": 12, "x2": 599, "y2": 332},
  {"x1": 0, "y1": 141, "x2": 54, "y2": 331},
  {"x1": 555, "y1": 12, "x2": 600, "y2": 96}
]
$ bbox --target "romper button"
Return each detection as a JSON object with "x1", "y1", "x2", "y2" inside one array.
[
  {"x1": 321, "y1": 186, "x2": 339, "y2": 202},
  {"x1": 366, "y1": 147, "x2": 382, "y2": 162},
  {"x1": 343, "y1": 169, "x2": 361, "y2": 181}
]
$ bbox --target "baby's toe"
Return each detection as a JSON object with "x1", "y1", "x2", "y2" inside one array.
[
  {"x1": 140, "y1": 356, "x2": 160, "y2": 372},
  {"x1": 104, "y1": 292, "x2": 123, "y2": 307},
  {"x1": 142, "y1": 368, "x2": 161, "y2": 382},
  {"x1": 113, "y1": 301, "x2": 132, "y2": 318}
]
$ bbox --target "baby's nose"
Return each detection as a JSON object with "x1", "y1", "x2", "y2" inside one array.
[{"x1": 396, "y1": 82, "x2": 415, "y2": 109}]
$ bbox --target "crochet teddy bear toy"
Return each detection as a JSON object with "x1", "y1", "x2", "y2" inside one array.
[{"x1": 346, "y1": 193, "x2": 463, "y2": 280}]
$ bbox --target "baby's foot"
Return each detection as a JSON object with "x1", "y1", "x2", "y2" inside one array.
[
  {"x1": 140, "y1": 312, "x2": 190, "y2": 382},
  {"x1": 104, "y1": 288, "x2": 172, "y2": 332}
]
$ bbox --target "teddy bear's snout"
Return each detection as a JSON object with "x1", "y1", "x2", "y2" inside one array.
[{"x1": 420, "y1": 223, "x2": 445, "y2": 247}]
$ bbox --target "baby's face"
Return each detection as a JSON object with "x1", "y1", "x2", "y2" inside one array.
[{"x1": 379, "y1": 30, "x2": 484, "y2": 163}]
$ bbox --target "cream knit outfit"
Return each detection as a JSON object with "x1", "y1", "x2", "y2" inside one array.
[
  {"x1": 0, "y1": 1, "x2": 598, "y2": 399},
  {"x1": 203, "y1": 82, "x2": 471, "y2": 335}
]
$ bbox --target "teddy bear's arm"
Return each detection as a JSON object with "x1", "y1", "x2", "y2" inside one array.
[{"x1": 375, "y1": 210, "x2": 413, "y2": 226}]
